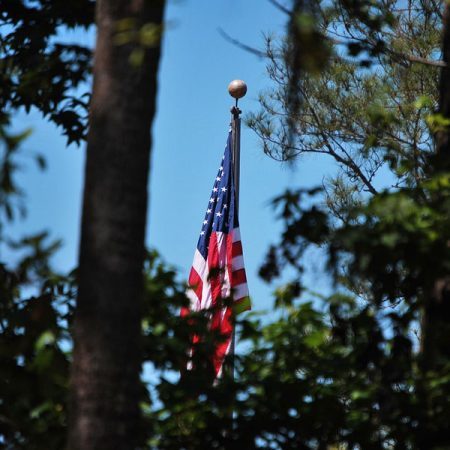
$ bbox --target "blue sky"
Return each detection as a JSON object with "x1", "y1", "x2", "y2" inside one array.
[{"x1": 10, "y1": 0, "x2": 333, "y2": 313}]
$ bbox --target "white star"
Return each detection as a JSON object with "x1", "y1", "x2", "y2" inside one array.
[
  {"x1": 209, "y1": 198, "x2": 215, "y2": 203},
  {"x1": 216, "y1": 212, "x2": 222, "y2": 217},
  {"x1": 216, "y1": 177, "x2": 221, "y2": 182},
  {"x1": 203, "y1": 220, "x2": 208, "y2": 225},
  {"x1": 223, "y1": 204, "x2": 227, "y2": 209},
  {"x1": 207, "y1": 208, "x2": 212, "y2": 213},
  {"x1": 213, "y1": 187, "x2": 218, "y2": 192},
  {"x1": 219, "y1": 166, "x2": 223, "y2": 170},
  {"x1": 221, "y1": 187, "x2": 227, "y2": 192},
  {"x1": 200, "y1": 231, "x2": 205, "y2": 236}
]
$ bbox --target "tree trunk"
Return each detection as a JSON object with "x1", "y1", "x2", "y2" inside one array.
[
  {"x1": 422, "y1": 3, "x2": 450, "y2": 372},
  {"x1": 418, "y1": 4, "x2": 450, "y2": 448},
  {"x1": 437, "y1": 4, "x2": 450, "y2": 159},
  {"x1": 68, "y1": 1, "x2": 165, "y2": 449}
]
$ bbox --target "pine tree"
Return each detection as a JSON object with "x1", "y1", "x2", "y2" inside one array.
[{"x1": 248, "y1": 0, "x2": 443, "y2": 218}]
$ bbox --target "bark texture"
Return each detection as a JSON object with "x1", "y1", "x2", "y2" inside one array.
[
  {"x1": 437, "y1": 4, "x2": 450, "y2": 159},
  {"x1": 418, "y1": 5, "x2": 450, "y2": 448},
  {"x1": 423, "y1": 3, "x2": 450, "y2": 373},
  {"x1": 68, "y1": 1, "x2": 165, "y2": 449}
]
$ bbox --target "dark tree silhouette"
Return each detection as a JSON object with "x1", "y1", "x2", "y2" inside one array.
[{"x1": 68, "y1": 1, "x2": 166, "y2": 449}]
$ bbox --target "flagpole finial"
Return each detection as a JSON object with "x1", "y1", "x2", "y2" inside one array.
[{"x1": 228, "y1": 80, "x2": 247, "y2": 99}]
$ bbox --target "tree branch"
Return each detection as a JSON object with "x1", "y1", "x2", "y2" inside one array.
[
  {"x1": 327, "y1": 35, "x2": 446, "y2": 68},
  {"x1": 267, "y1": 0, "x2": 291, "y2": 15},
  {"x1": 217, "y1": 28, "x2": 267, "y2": 58}
]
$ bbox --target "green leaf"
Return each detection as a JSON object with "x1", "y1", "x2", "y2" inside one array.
[{"x1": 35, "y1": 330, "x2": 56, "y2": 351}]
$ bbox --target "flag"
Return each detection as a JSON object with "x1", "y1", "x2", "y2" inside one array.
[{"x1": 182, "y1": 129, "x2": 250, "y2": 378}]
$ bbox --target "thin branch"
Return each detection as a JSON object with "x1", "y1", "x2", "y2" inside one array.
[
  {"x1": 300, "y1": 87, "x2": 379, "y2": 195},
  {"x1": 326, "y1": 34, "x2": 446, "y2": 68},
  {"x1": 267, "y1": 0, "x2": 291, "y2": 15},
  {"x1": 217, "y1": 28, "x2": 267, "y2": 58},
  {"x1": 404, "y1": 54, "x2": 446, "y2": 67}
]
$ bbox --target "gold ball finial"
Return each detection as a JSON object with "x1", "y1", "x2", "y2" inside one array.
[{"x1": 228, "y1": 79, "x2": 247, "y2": 99}]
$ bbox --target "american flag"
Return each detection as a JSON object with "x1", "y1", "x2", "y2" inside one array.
[{"x1": 182, "y1": 129, "x2": 250, "y2": 378}]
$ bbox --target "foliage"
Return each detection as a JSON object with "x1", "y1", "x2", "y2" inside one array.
[
  {"x1": 0, "y1": 0, "x2": 95, "y2": 145},
  {"x1": 4, "y1": 170, "x2": 450, "y2": 449},
  {"x1": 2, "y1": 0, "x2": 450, "y2": 449},
  {"x1": 248, "y1": 0, "x2": 442, "y2": 215},
  {"x1": 0, "y1": 123, "x2": 191, "y2": 447},
  {"x1": 0, "y1": 123, "x2": 71, "y2": 449},
  {"x1": 148, "y1": 173, "x2": 450, "y2": 449},
  {"x1": 0, "y1": 153, "x2": 189, "y2": 448},
  {"x1": 0, "y1": 240, "x2": 192, "y2": 449},
  {"x1": 0, "y1": 123, "x2": 186, "y2": 446},
  {"x1": 0, "y1": 235, "x2": 73, "y2": 450}
]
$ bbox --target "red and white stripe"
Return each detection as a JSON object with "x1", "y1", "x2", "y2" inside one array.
[{"x1": 183, "y1": 227, "x2": 250, "y2": 377}]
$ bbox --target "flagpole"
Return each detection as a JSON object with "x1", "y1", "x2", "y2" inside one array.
[{"x1": 228, "y1": 79, "x2": 247, "y2": 379}]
